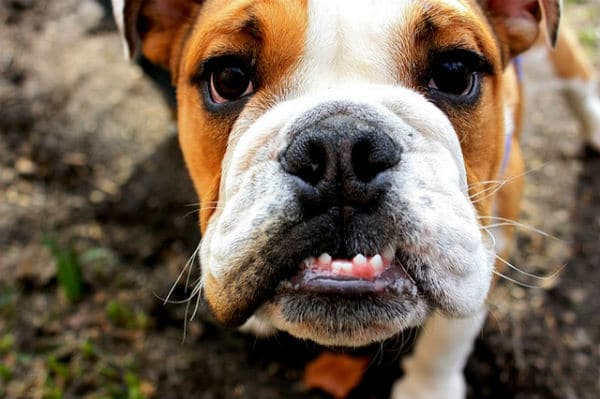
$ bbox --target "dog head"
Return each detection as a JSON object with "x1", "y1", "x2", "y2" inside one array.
[{"x1": 114, "y1": 0, "x2": 560, "y2": 346}]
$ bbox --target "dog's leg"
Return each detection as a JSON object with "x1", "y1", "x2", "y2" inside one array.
[
  {"x1": 390, "y1": 309, "x2": 486, "y2": 399},
  {"x1": 548, "y1": 26, "x2": 600, "y2": 151}
]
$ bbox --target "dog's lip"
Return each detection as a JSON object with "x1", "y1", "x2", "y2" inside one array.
[
  {"x1": 283, "y1": 264, "x2": 414, "y2": 295},
  {"x1": 277, "y1": 249, "x2": 418, "y2": 295}
]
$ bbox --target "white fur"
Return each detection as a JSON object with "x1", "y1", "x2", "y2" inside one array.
[
  {"x1": 563, "y1": 79, "x2": 600, "y2": 151},
  {"x1": 488, "y1": 224, "x2": 510, "y2": 256},
  {"x1": 391, "y1": 310, "x2": 487, "y2": 399},
  {"x1": 111, "y1": 0, "x2": 131, "y2": 58},
  {"x1": 238, "y1": 316, "x2": 277, "y2": 337},
  {"x1": 301, "y1": 0, "x2": 409, "y2": 88}
]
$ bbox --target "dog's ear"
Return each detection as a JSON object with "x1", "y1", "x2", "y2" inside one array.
[
  {"x1": 112, "y1": 0, "x2": 202, "y2": 70},
  {"x1": 482, "y1": 0, "x2": 561, "y2": 58}
]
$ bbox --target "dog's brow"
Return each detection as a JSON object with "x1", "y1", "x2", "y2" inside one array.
[
  {"x1": 213, "y1": 9, "x2": 263, "y2": 39},
  {"x1": 414, "y1": 4, "x2": 475, "y2": 41},
  {"x1": 241, "y1": 15, "x2": 262, "y2": 41},
  {"x1": 414, "y1": 5, "x2": 440, "y2": 42},
  {"x1": 408, "y1": 2, "x2": 497, "y2": 67}
]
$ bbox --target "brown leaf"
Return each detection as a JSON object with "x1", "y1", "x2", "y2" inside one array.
[
  {"x1": 303, "y1": 352, "x2": 370, "y2": 399},
  {"x1": 140, "y1": 380, "x2": 157, "y2": 398}
]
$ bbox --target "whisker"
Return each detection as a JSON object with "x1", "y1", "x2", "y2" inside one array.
[
  {"x1": 484, "y1": 305, "x2": 506, "y2": 337},
  {"x1": 182, "y1": 273, "x2": 203, "y2": 342},
  {"x1": 183, "y1": 206, "x2": 226, "y2": 219},
  {"x1": 492, "y1": 270, "x2": 544, "y2": 289},
  {"x1": 162, "y1": 242, "x2": 201, "y2": 305},
  {"x1": 469, "y1": 179, "x2": 509, "y2": 188},
  {"x1": 153, "y1": 276, "x2": 203, "y2": 305},
  {"x1": 466, "y1": 161, "x2": 551, "y2": 199},
  {"x1": 470, "y1": 184, "x2": 508, "y2": 203},
  {"x1": 183, "y1": 208, "x2": 200, "y2": 218},
  {"x1": 480, "y1": 226, "x2": 497, "y2": 248},
  {"x1": 469, "y1": 179, "x2": 509, "y2": 197},
  {"x1": 478, "y1": 216, "x2": 561, "y2": 241},
  {"x1": 157, "y1": 276, "x2": 202, "y2": 305},
  {"x1": 494, "y1": 253, "x2": 566, "y2": 281},
  {"x1": 188, "y1": 279, "x2": 204, "y2": 322},
  {"x1": 182, "y1": 296, "x2": 191, "y2": 342},
  {"x1": 182, "y1": 242, "x2": 201, "y2": 295},
  {"x1": 184, "y1": 252, "x2": 195, "y2": 293}
]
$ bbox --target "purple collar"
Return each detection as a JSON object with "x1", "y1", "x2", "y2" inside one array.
[{"x1": 499, "y1": 123, "x2": 513, "y2": 177}]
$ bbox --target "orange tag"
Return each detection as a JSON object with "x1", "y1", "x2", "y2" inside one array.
[{"x1": 303, "y1": 352, "x2": 370, "y2": 399}]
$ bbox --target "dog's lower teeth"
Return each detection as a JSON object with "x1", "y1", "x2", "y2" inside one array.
[
  {"x1": 300, "y1": 252, "x2": 392, "y2": 280},
  {"x1": 339, "y1": 262, "x2": 353, "y2": 274},
  {"x1": 352, "y1": 254, "x2": 367, "y2": 265},
  {"x1": 370, "y1": 254, "x2": 383, "y2": 271},
  {"x1": 318, "y1": 253, "x2": 332, "y2": 265},
  {"x1": 382, "y1": 246, "x2": 395, "y2": 262}
]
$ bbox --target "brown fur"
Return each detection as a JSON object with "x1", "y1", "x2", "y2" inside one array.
[
  {"x1": 176, "y1": 0, "x2": 308, "y2": 233},
  {"x1": 547, "y1": 25, "x2": 595, "y2": 81},
  {"x1": 394, "y1": 2, "x2": 506, "y2": 218},
  {"x1": 175, "y1": 0, "x2": 308, "y2": 320}
]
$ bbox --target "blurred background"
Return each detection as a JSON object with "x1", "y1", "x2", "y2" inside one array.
[{"x1": 0, "y1": 1, "x2": 599, "y2": 398}]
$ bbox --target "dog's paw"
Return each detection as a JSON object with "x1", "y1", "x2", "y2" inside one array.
[
  {"x1": 567, "y1": 82, "x2": 600, "y2": 153},
  {"x1": 390, "y1": 372, "x2": 466, "y2": 399},
  {"x1": 584, "y1": 96, "x2": 600, "y2": 152},
  {"x1": 586, "y1": 118, "x2": 600, "y2": 153}
]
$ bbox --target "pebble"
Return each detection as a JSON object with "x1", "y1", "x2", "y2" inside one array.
[{"x1": 15, "y1": 157, "x2": 37, "y2": 175}]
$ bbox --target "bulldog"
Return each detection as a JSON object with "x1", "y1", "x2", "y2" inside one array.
[{"x1": 111, "y1": 0, "x2": 600, "y2": 397}]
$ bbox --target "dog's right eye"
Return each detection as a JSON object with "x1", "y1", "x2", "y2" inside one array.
[{"x1": 209, "y1": 59, "x2": 254, "y2": 104}]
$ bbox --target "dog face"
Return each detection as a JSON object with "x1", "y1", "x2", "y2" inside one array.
[{"x1": 114, "y1": 0, "x2": 560, "y2": 346}]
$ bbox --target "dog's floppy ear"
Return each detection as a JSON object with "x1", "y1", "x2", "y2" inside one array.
[
  {"x1": 112, "y1": 0, "x2": 202, "y2": 70},
  {"x1": 482, "y1": 0, "x2": 562, "y2": 59}
]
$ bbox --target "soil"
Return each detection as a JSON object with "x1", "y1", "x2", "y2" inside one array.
[{"x1": 0, "y1": 1, "x2": 599, "y2": 398}]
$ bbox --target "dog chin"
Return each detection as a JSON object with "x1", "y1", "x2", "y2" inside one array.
[{"x1": 256, "y1": 293, "x2": 430, "y2": 347}]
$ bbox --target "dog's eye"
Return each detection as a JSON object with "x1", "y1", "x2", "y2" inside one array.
[
  {"x1": 209, "y1": 60, "x2": 254, "y2": 103},
  {"x1": 425, "y1": 50, "x2": 491, "y2": 104},
  {"x1": 428, "y1": 59, "x2": 475, "y2": 96}
]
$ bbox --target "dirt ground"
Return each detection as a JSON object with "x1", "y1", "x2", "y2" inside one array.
[{"x1": 0, "y1": 1, "x2": 599, "y2": 398}]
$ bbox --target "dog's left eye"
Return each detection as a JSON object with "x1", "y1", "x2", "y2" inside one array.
[
  {"x1": 426, "y1": 50, "x2": 490, "y2": 102},
  {"x1": 428, "y1": 60, "x2": 475, "y2": 96},
  {"x1": 209, "y1": 59, "x2": 254, "y2": 104}
]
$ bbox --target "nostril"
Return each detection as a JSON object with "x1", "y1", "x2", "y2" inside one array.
[
  {"x1": 282, "y1": 137, "x2": 328, "y2": 185},
  {"x1": 300, "y1": 141, "x2": 327, "y2": 185},
  {"x1": 351, "y1": 133, "x2": 400, "y2": 182},
  {"x1": 352, "y1": 138, "x2": 377, "y2": 182}
]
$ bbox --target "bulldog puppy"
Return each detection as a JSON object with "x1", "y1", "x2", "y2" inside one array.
[{"x1": 111, "y1": 0, "x2": 590, "y2": 397}]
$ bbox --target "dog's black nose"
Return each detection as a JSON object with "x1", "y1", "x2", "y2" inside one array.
[{"x1": 281, "y1": 115, "x2": 401, "y2": 208}]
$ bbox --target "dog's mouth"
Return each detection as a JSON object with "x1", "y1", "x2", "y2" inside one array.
[
  {"x1": 260, "y1": 246, "x2": 427, "y2": 346},
  {"x1": 278, "y1": 248, "x2": 417, "y2": 296}
]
